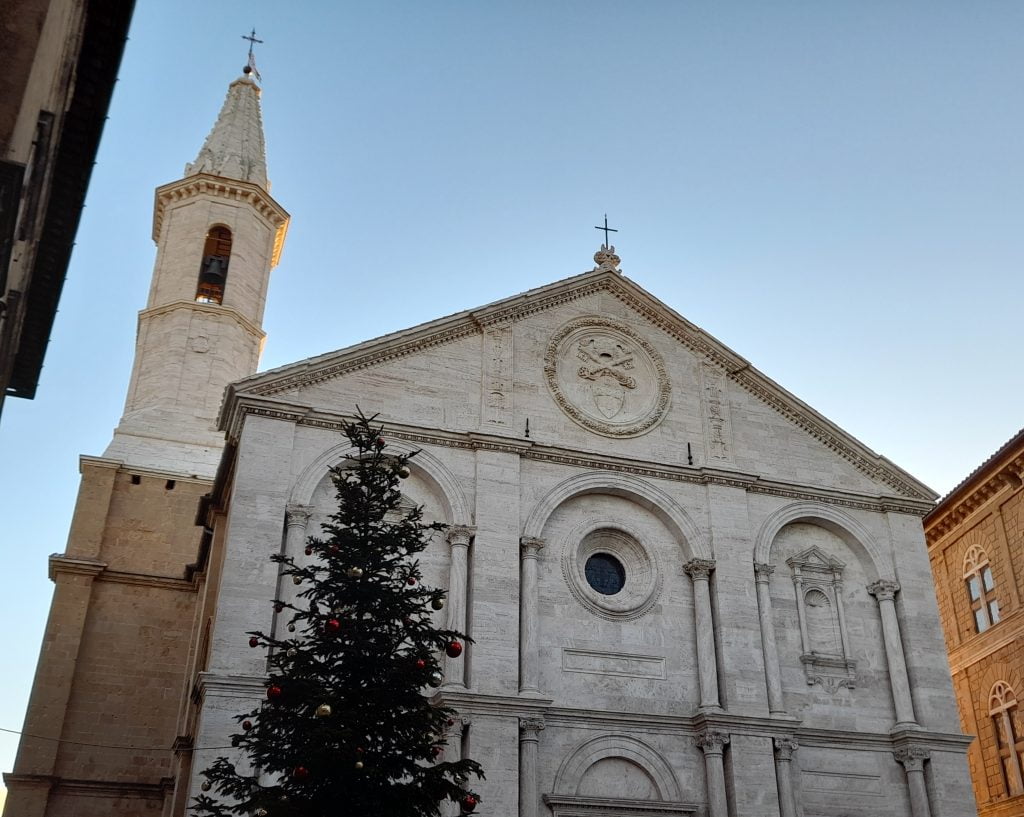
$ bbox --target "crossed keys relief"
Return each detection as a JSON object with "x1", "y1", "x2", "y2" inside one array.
[{"x1": 576, "y1": 337, "x2": 637, "y2": 420}]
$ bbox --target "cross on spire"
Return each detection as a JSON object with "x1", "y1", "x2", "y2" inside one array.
[
  {"x1": 594, "y1": 214, "x2": 618, "y2": 248},
  {"x1": 241, "y1": 28, "x2": 263, "y2": 80}
]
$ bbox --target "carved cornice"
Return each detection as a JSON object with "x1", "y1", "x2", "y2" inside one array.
[
  {"x1": 602, "y1": 279, "x2": 934, "y2": 501},
  {"x1": 543, "y1": 795, "x2": 698, "y2": 816},
  {"x1": 948, "y1": 607, "x2": 1024, "y2": 675},
  {"x1": 194, "y1": 672, "x2": 267, "y2": 700},
  {"x1": 48, "y1": 554, "x2": 106, "y2": 580},
  {"x1": 925, "y1": 446, "x2": 1024, "y2": 546},
  {"x1": 138, "y1": 300, "x2": 266, "y2": 342},
  {"x1": 153, "y1": 173, "x2": 290, "y2": 267},
  {"x1": 221, "y1": 399, "x2": 932, "y2": 515},
  {"x1": 217, "y1": 272, "x2": 933, "y2": 501}
]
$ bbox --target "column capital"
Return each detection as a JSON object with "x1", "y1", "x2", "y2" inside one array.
[
  {"x1": 285, "y1": 503, "x2": 314, "y2": 527},
  {"x1": 753, "y1": 562, "x2": 775, "y2": 582},
  {"x1": 520, "y1": 537, "x2": 546, "y2": 559},
  {"x1": 519, "y1": 717, "x2": 545, "y2": 740},
  {"x1": 773, "y1": 736, "x2": 798, "y2": 760},
  {"x1": 868, "y1": 579, "x2": 901, "y2": 601},
  {"x1": 684, "y1": 558, "x2": 716, "y2": 581},
  {"x1": 894, "y1": 745, "x2": 930, "y2": 772},
  {"x1": 447, "y1": 525, "x2": 476, "y2": 547},
  {"x1": 694, "y1": 729, "x2": 730, "y2": 755}
]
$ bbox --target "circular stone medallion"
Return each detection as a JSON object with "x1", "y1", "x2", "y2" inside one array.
[{"x1": 544, "y1": 317, "x2": 670, "y2": 437}]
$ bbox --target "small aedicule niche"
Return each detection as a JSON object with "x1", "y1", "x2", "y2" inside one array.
[
  {"x1": 562, "y1": 525, "x2": 661, "y2": 620},
  {"x1": 195, "y1": 225, "x2": 232, "y2": 304},
  {"x1": 786, "y1": 546, "x2": 856, "y2": 692},
  {"x1": 964, "y1": 544, "x2": 1000, "y2": 633}
]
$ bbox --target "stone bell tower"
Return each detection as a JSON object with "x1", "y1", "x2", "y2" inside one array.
[
  {"x1": 3, "y1": 69, "x2": 288, "y2": 817},
  {"x1": 105, "y1": 71, "x2": 289, "y2": 477}
]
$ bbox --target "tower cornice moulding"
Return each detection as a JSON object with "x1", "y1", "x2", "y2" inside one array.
[
  {"x1": 152, "y1": 173, "x2": 290, "y2": 267},
  {"x1": 138, "y1": 300, "x2": 267, "y2": 343}
]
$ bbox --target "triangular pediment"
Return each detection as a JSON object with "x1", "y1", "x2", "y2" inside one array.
[
  {"x1": 222, "y1": 267, "x2": 935, "y2": 501},
  {"x1": 787, "y1": 546, "x2": 846, "y2": 572}
]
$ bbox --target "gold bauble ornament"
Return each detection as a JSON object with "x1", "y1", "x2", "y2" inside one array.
[
  {"x1": 286, "y1": 648, "x2": 297, "y2": 657},
  {"x1": 431, "y1": 598, "x2": 445, "y2": 611},
  {"x1": 397, "y1": 465, "x2": 411, "y2": 479},
  {"x1": 201, "y1": 781, "x2": 212, "y2": 791},
  {"x1": 287, "y1": 623, "x2": 296, "y2": 632},
  {"x1": 292, "y1": 576, "x2": 301, "y2": 585},
  {"x1": 315, "y1": 703, "x2": 332, "y2": 718},
  {"x1": 355, "y1": 761, "x2": 364, "y2": 770},
  {"x1": 346, "y1": 567, "x2": 363, "y2": 578}
]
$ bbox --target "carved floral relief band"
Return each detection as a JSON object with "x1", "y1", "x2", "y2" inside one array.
[{"x1": 544, "y1": 316, "x2": 671, "y2": 438}]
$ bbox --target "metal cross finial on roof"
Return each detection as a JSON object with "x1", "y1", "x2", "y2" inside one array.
[
  {"x1": 241, "y1": 28, "x2": 264, "y2": 80},
  {"x1": 594, "y1": 214, "x2": 618, "y2": 248}
]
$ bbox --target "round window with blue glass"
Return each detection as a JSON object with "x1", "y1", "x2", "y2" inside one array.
[{"x1": 584, "y1": 553, "x2": 626, "y2": 595}]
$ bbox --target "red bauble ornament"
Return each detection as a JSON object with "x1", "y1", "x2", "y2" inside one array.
[
  {"x1": 415, "y1": 658, "x2": 427, "y2": 670},
  {"x1": 304, "y1": 546, "x2": 313, "y2": 556},
  {"x1": 375, "y1": 437, "x2": 386, "y2": 448},
  {"x1": 462, "y1": 795, "x2": 478, "y2": 813},
  {"x1": 432, "y1": 746, "x2": 442, "y2": 757},
  {"x1": 292, "y1": 766, "x2": 310, "y2": 780},
  {"x1": 248, "y1": 636, "x2": 259, "y2": 648},
  {"x1": 356, "y1": 746, "x2": 364, "y2": 754},
  {"x1": 445, "y1": 640, "x2": 464, "y2": 658},
  {"x1": 407, "y1": 576, "x2": 416, "y2": 586},
  {"x1": 273, "y1": 602, "x2": 284, "y2": 613},
  {"x1": 242, "y1": 720, "x2": 252, "y2": 731},
  {"x1": 325, "y1": 618, "x2": 341, "y2": 633},
  {"x1": 267, "y1": 684, "x2": 283, "y2": 700},
  {"x1": 447, "y1": 718, "x2": 455, "y2": 727}
]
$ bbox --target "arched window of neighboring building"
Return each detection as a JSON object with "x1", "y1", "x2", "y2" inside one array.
[
  {"x1": 989, "y1": 681, "x2": 1024, "y2": 796},
  {"x1": 964, "y1": 545, "x2": 1000, "y2": 633},
  {"x1": 195, "y1": 225, "x2": 232, "y2": 304}
]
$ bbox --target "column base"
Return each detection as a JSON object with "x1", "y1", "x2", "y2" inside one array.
[
  {"x1": 891, "y1": 721, "x2": 921, "y2": 733},
  {"x1": 518, "y1": 687, "x2": 547, "y2": 698},
  {"x1": 698, "y1": 704, "x2": 724, "y2": 715}
]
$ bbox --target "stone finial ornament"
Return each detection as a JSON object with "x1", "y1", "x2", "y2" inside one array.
[{"x1": 593, "y1": 244, "x2": 621, "y2": 272}]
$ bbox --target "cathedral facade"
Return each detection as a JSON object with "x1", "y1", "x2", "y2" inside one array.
[{"x1": 5, "y1": 75, "x2": 977, "y2": 817}]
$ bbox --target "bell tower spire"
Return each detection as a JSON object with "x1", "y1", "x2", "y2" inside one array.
[{"x1": 104, "y1": 70, "x2": 289, "y2": 477}]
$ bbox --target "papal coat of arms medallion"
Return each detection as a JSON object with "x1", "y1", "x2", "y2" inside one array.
[{"x1": 544, "y1": 316, "x2": 671, "y2": 437}]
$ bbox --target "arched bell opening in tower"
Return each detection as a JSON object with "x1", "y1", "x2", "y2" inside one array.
[{"x1": 195, "y1": 225, "x2": 232, "y2": 304}]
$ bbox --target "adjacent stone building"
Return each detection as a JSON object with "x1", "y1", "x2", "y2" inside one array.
[
  {"x1": 925, "y1": 429, "x2": 1024, "y2": 817},
  {"x1": 0, "y1": 0, "x2": 134, "y2": 418},
  {"x1": 7, "y1": 69, "x2": 978, "y2": 817}
]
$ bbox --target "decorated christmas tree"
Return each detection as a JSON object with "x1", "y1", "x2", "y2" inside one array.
[{"x1": 193, "y1": 412, "x2": 484, "y2": 817}]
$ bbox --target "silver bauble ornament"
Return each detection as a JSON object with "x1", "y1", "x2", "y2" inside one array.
[
  {"x1": 428, "y1": 671, "x2": 444, "y2": 687},
  {"x1": 255, "y1": 810, "x2": 268, "y2": 817},
  {"x1": 287, "y1": 623, "x2": 296, "y2": 632},
  {"x1": 286, "y1": 648, "x2": 297, "y2": 658}
]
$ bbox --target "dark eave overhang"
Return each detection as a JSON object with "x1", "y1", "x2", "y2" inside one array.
[{"x1": 7, "y1": 0, "x2": 135, "y2": 400}]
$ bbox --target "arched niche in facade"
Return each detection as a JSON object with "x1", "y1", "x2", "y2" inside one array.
[
  {"x1": 289, "y1": 438, "x2": 472, "y2": 526},
  {"x1": 551, "y1": 733, "x2": 684, "y2": 802},
  {"x1": 752, "y1": 500, "x2": 890, "y2": 581},
  {"x1": 523, "y1": 471, "x2": 709, "y2": 561}
]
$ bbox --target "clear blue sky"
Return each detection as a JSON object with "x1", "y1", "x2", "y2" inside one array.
[{"x1": 2, "y1": 0, "x2": 1022, "y2": 784}]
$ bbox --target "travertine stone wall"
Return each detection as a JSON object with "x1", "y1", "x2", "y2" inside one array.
[{"x1": 189, "y1": 278, "x2": 975, "y2": 817}]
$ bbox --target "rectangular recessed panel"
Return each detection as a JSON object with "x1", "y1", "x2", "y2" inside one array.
[{"x1": 562, "y1": 648, "x2": 666, "y2": 679}]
